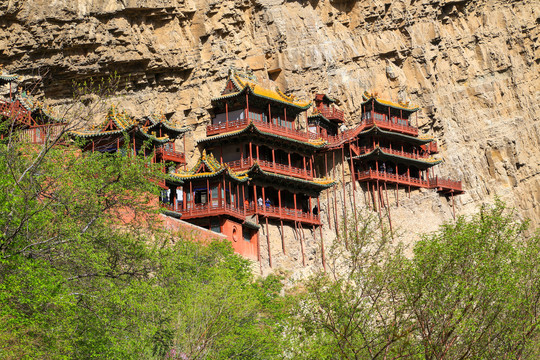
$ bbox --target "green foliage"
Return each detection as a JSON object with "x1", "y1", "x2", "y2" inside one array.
[
  {"x1": 0, "y1": 138, "x2": 284, "y2": 359},
  {"x1": 289, "y1": 202, "x2": 540, "y2": 359}
]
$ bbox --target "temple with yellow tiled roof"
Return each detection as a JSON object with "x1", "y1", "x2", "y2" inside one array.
[{"x1": 69, "y1": 106, "x2": 188, "y2": 170}]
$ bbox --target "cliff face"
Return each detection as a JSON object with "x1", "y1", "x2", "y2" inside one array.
[{"x1": 2, "y1": 0, "x2": 539, "y2": 272}]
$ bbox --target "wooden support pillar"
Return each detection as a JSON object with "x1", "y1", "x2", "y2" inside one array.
[
  {"x1": 341, "y1": 146, "x2": 348, "y2": 246},
  {"x1": 272, "y1": 148, "x2": 276, "y2": 168},
  {"x1": 288, "y1": 152, "x2": 291, "y2": 169},
  {"x1": 262, "y1": 186, "x2": 266, "y2": 216},
  {"x1": 242, "y1": 184, "x2": 246, "y2": 215},
  {"x1": 225, "y1": 102, "x2": 229, "y2": 127},
  {"x1": 183, "y1": 186, "x2": 187, "y2": 212},
  {"x1": 246, "y1": 93, "x2": 249, "y2": 120},
  {"x1": 284, "y1": 107, "x2": 288, "y2": 129},
  {"x1": 280, "y1": 220, "x2": 286, "y2": 254},
  {"x1": 309, "y1": 196, "x2": 312, "y2": 220},
  {"x1": 190, "y1": 181, "x2": 193, "y2": 212},
  {"x1": 266, "y1": 217, "x2": 272, "y2": 268},
  {"x1": 319, "y1": 225, "x2": 326, "y2": 271},
  {"x1": 249, "y1": 142, "x2": 253, "y2": 165},
  {"x1": 348, "y1": 144, "x2": 358, "y2": 231},
  {"x1": 332, "y1": 150, "x2": 339, "y2": 235},
  {"x1": 325, "y1": 152, "x2": 331, "y2": 229},
  {"x1": 208, "y1": 179, "x2": 211, "y2": 214},
  {"x1": 384, "y1": 182, "x2": 393, "y2": 234},
  {"x1": 268, "y1": 103, "x2": 272, "y2": 124},
  {"x1": 278, "y1": 189, "x2": 282, "y2": 217},
  {"x1": 293, "y1": 193, "x2": 297, "y2": 221},
  {"x1": 256, "y1": 144, "x2": 260, "y2": 162},
  {"x1": 310, "y1": 156, "x2": 314, "y2": 177},
  {"x1": 253, "y1": 184, "x2": 258, "y2": 212},
  {"x1": 303, "y1": 156, "x2": 307, "y2": 176}
]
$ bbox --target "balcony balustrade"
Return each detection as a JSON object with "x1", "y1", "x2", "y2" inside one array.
[
  {"x1": 160, "y1": 201, "x2": 320, "y2": 225},
  {"x1": 317, "y1": 107, "x2": 344, "y2": 122},
  {"x1": 226, "y1": 157, "x2": 313, "y2": 180},
  {"x1": 354, "y1": 145, "x2": 429, "y2": 160},
  {"x1": 0, "y1": 100, "x2": 32, "y2": 126},
  {"x1": 355, "y1": 169, "x2": 462, "y2": 193},
  {"x1": 156, "y1": 146, "x2": 186, "y2": 164},
  {"x1": 207, "y1": 115, "x2": 320, "y2": 142}
]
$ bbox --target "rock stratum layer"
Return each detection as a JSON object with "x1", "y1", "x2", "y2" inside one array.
[{"x1": 1, "y1": 0, "x2": 539, "y2": 273}]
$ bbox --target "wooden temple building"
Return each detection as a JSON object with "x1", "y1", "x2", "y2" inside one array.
[
  {"x1": 0, "y1": 68, "x2": 66, "y2": 143},
  {"x1": 69, "y1": 106, "x2": 187, "y2": 168},
  {"x1": 3, "y1": 66, "x2": 464, "y2": 268},
  {"x1": 165, "y1": 69, "x2": 335, "y2": 264}
]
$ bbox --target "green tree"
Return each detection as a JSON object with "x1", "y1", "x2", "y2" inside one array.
[
  {"x1": 289, "y1": 202, "x2": 540, "y2": 359},
  {"x1": 403, "y1": 200, "x2": 540, "y2": 359}
]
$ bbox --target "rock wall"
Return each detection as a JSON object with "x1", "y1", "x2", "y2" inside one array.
[{"x1": 2, "y1": 0, "x2": 539, "y2": 274}]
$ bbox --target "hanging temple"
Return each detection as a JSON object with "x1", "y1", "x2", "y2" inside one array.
[{"x1": 0, "y1": 67, "x2": 463, "y2": 268}]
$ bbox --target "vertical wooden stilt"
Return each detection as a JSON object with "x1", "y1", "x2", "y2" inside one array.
[
  {"x1": 299, "y1": 222, "x2": 306, "y2": 267},
  {"x1": 348, "y1": 144, "x2": 358, "y2": 231},
  {"x1": 280, "y1": 220, "x2": 285, "y2": 254},
  {"x1": 332, "y1": 151, "x2": 339, "y2": 235},
  {"x1": 396, "y1": 183, "x2": 399, "y2": 207},
  {"x1": 325, "y1": 152, "x2": 331, "y2": 229},
  {"x1": 384, "y1": 182, "x2": 393, "y2": 235},
  {"x1": 266, "y1": 217, "x2": 272, "y2": 268},
  {"x1": 341, "y1": 146, "x2": 348, "y2": 245},
  {"x1": 319, "y1": 226, "x2": 326, "y2": 272}
]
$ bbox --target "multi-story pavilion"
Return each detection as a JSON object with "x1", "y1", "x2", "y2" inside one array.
[{"x1": 170, "y1": 68, "x2": 335, "y2": 266}]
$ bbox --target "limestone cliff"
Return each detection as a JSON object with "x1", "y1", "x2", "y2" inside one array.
[{"x1": 1, "y1": 0, "x2": 539, "y2": 274}]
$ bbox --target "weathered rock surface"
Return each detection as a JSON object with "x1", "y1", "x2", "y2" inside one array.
[{"x1": 1, "y1": 0, "x2": 539, "y2": 274}]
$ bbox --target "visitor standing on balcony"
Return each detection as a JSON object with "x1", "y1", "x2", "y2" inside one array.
[
  {"x1": 258, "y1": 196, "x2": 263, "y2": 208},
  {"x1": 265, "y1": 198, "x2": 271, "y2": 209}
]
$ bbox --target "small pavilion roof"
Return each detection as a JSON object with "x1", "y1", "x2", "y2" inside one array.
[
  {"x1": 359, "y1": 126, "x2": 433, "y2": 145},
  {"x1": 361, "y1": 91, "x2": 419, "y2": 112},
  {"x1": 145, "y1": 113, "x2": 188, "y2": 134},
  {"x1": 351, "y1": 146, "x2": 442, "y2": 169},
  {"x1": 0, "y1": 66, "x2": 19, "y2": 84},
  {"x1": 198, "y1": 121, "x2": 327, "y2": 150},
  {"x1": 18, "y1": 92, "x2": 65, "y2": 125},
  {"x1": 69, "y1": 106, "x2": 170, "y2": 144},
  {"x1": 168, "y1": 150, "x2": 250, "y2": 184},
  {"x1": 212, "y1": 68, "x2": 311, "y2": 110},
  {"x1": 249, "y1": 163, "x2": 335, "y2": 191}
]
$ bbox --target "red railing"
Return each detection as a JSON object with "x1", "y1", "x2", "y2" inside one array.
[
  {"x1": 317, "y1": 107, "x2": 344, "y2": 122},
  {"x1": 161, "y1": 201, "x2": 320, "y2": 224},
  {"x1": 0, "y1": 100, "x2": 32, "y2": 126},
  {"x1": 156, "y1": 146, "x2": 186, "y2": 164},
  {"x1": 207, "y1": 115, "x2": 320, "y2": 142},
  {"x1": 429, "y1": 176, "x2": 463, "y2": 193},
  {"x1": 355, "y1": 169, "x2": 463, "y2": 193},
  {"x1": 356, "y1": 169, "x2": 430, "y2": 187},
  {"x1": 353, "y1": 145, "x2": 429, "y2": 160},
  {"x1": 226, "y1": 158, "x2": 313, "y2": 180},
  {"x1": 18, "y1": 124, "x2": 65, "y2": 144}
]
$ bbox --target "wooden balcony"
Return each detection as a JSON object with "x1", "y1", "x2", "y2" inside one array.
[
  {"x1": 156, "y1": 146, "x2": 186, "y2": 164},
  {"x1": 355, "y1": 169, "x2": 463, "y2": 193},
  {"x1": 161, "y1": 201, "x2": 320, "y2": 225},
  {"x1": 429, "y1": 175, "x2": 463, "y2": 193},
  {"x1": 207, "y1": 117, "x2": 319, "y2": 143},
  {"x1": 352, "y1": 145, "x2": 429, "y2": 160},
  {"x1": 362, "y1": 113, "x2": 418, "y2": 136},
  {"x1": 326, "y1": 114, "x2": 419, "y2": 148},
  {"x1": 317, "y1": 107, "x2": 344, "y2": 122},
  {"x1": 0, "y1": 100, "x2": 32, "y2": 126},
  {"x1": 226, "y1": 158, "x2": 313, "y2": 180},
  {"x1": 17, "y1": 125, "x2": 65, "y2": 144},
  {"x1": 258, "y1": 204, "x2": 321, "y2": 225},
  {"x1": 356, "y1": 169, "x2": 429, "y2": 187}
]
